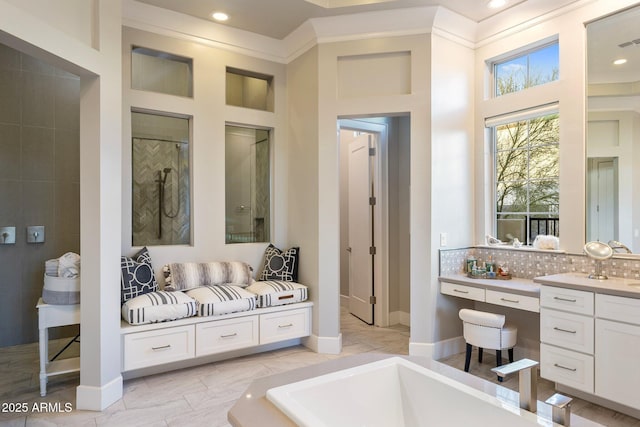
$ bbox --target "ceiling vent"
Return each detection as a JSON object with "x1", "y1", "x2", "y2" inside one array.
[{"x1": 618, "y1": 39, "x2": 640, "y2": 48}]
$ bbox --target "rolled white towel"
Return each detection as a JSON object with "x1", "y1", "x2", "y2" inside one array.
[
  {"x1": 57, "y1": 252, "x2": 80, "y2": 278},
  {"x1": 533, "y1": 235, "x2": 559, "y2": 250},
  {"x1": 45, "y1": 259, "x2": 59, "y2": 277}
]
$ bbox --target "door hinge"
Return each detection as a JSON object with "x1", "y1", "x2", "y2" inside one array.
[
  {"x1": 369, "y1": 246, "x2": 376, "y2": 255},
  {"x1": 369, "y1": 147, "x2": 376, "y2": 156},
  {"x1": 369, "y1": 196, "x2": 376, "y2": 206},
  {"x1": 369, "y1": 295, "x2": 377, "y2": 304}
]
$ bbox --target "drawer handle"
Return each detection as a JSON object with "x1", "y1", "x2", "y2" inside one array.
[
  {"x1": 500, "y1": 297, "x2": 519, "y2": 303},
  {"x1": 553, "y1": 326, "x2": 577, "y2": 334},
  {"x1": 279, "y1": 294, "x2": 294, "y2": 300},
  {"x1": 553, "y1": 296, "x2": 577, "y2": 303},
  {"x1": 151, "y1": 344, "x2": 171, "y2": 351},
  {"x1": 453, "y1": 289, "x2": 469, "y2": 294},
  {"x1": 554, "y1": 363, "x2": 577, "y2": 372},
  {"x1": 220, "y1": 333, "x2": 238, "y2": 338},
  {"x1": 278, "y1": 323, "x2": 294, "y2": 328}
]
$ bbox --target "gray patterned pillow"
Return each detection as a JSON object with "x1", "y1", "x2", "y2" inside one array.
[
  {"x1": 259, "y1": 245, "x2": 299, "y2": 281},
  {"x1": 120, "y1": 247, "x2": 158, "y2": 304},
  {"x1": 163, "y1": 261, "x2": 253, "y2": 291}
]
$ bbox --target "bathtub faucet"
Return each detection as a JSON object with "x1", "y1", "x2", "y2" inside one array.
[{"x1": 491, "y1": 358, "x2": 539, "y2": 413}]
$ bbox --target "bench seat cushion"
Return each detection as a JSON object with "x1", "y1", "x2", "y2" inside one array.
[
  {"x1": 246, "y1": 280, "x2": 308, "y2": 308},
  {"x1": 186, "y1": 285, "x2": 257, "y2": 317},
  {"x1": 122, "y1": 291, "x2": 197, "y2": 325}
]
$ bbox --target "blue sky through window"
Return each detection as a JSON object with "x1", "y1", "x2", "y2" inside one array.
[{"x1": 495, "y1": 42, "x2": 559, "y2": 96}]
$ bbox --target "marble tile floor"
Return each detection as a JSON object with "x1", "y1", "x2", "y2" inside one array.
[{"x1": 0, "y1": 308, "x2": 637, "y2": 426}]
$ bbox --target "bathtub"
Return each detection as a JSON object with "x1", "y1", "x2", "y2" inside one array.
[{"x1": 266, "y1": 356, "x2": 552, "y2": 427}]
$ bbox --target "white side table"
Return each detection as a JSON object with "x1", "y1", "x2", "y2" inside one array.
[{"x1": 37, "y1": 298, "x2": 80, "y2": 397}]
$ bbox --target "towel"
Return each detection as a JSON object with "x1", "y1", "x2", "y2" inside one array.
[
  {"x1": 45, "y1": 259, "x2": 59, "y2": 277},
  {"x1": 57, "y1": 252, "x2": 80, "y2": 278}
]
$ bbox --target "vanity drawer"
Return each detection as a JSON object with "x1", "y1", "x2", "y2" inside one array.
[
  {"x1": 260, "y1": 307, "x2": 310, "y2": 345},
  {"x1": 123, "y1": 325, "x2": 195, "y2": 371},
  {"x1": 596, "y1": 293, "x2": 640, "y2": 325},
  {"x1": 540, "y1": 343, "x2": 594, "y2": 393},
  {"x1": 540, "y1": 286, "x2": 594, "y2": 315},
  {"x1": 486, "y1": 290, "x2": 539, "y2": 313},
  {"x1": 195, "y1": 315, "x2": 259, "y2": 357},
  {"x1": 541, "y1": 308, "x2": 594, "y2": 354},
  {"x1": 440, "y1": 282, "x2": 485, "y2": 302}
]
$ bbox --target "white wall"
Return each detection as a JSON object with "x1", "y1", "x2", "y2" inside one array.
[
  {"x1": 0, "y1": 0, "x2": 124, "y2": 411},
  {"x1": 122, "y1": 27, "x2": 288, "y2": 275}
]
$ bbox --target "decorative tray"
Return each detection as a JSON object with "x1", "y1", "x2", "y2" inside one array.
[{"x1": 466, "y1": 273, "x2": 512, "y2": 280}]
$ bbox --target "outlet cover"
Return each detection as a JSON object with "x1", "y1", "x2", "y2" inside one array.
[
  {"x1": 27, "y1": 225, "x2": 45, "y2": 243},
  {"x1": 0, "y1": 227, "x2": 16, "y2": 244}
]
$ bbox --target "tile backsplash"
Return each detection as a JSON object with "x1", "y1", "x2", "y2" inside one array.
[{"x1": 440, "y1": 246, "x2": 640, "y2": 280}]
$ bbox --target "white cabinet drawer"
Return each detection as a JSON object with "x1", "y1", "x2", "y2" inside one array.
[
  {"x1": 195, "y1": 315, "x2": 259, "y2": 357},
  {"x1": 123, "y1": 325, "x2": 194, "y2": 371},
  {"x1": 540, "y1": 308, "x2": 594, "y2": 354},
  {"x1": 440, "y1": 282, "x2": 485, "y2": 302},
  {"x1": 486, "y1": 290, "x2": 539, "y2": 313},
  {"x1": 540, "y1": 343, "x2": 594, "y2": 393},
  {"x1": 260, "y1": 307, "x2": 310, "y2": 345},
  {"x1": 596, "y1": 293, "x2": 640, "y2": 325},
  {"x1": 540, "y1": 285, "x2": 594, "y2": 315}
]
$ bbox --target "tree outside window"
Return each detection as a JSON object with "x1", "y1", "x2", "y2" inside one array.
[{"x1": 495, "y1": 113, "x2": 559, "y2": 245}]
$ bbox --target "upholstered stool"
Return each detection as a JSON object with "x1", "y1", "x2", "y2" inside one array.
[{"x1": 459, "y1": 309, "x2": 517, "y2": 378}]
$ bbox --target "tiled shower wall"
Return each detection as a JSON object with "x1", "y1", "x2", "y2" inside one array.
[
  {"x1": 440, "y1": 246, "x2": 640, "y2": 280},
  {"x1": 0, "y1": 44, "x2": 80, "y2": 346}
]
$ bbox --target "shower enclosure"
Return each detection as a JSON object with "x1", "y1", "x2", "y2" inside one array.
[{"x1": 132, "y1": 112, "x2": 191, "y2": 246}]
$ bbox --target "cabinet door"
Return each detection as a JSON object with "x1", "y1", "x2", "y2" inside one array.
[{"x1": 595, "y1": 319, "x2": 640, "y2": 410}]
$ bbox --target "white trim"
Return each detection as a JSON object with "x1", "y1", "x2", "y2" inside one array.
[
  {"x1": 432, "y1": 336, "x2": 467, "y2": 360},
  {"x1": 303, "y1": 333, "x2": 343, "y2": 355},
  {"x1": 409, "y1": 341, "x2": 434, "y2": 358},
  {"x1": 76, "y1": 375, "x2": 123, "y2": 411},
  {"x1": 485, "y1": 102, "x2": 559, "y2": 128},
  {"x1": 389, "y1": 310, "x2": 410, "y2": 327}
]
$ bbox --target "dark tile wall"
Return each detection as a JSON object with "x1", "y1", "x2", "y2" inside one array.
[{"x1": 0, "y1": 44, "x2": 80, "y2": 347}]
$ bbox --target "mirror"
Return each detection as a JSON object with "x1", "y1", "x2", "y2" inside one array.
[
  {"x1": 132, "y1": 112, "x2": 191, "y2": 246},
  {"x1": 586, "y1": 6, "x2": 640, "y2": 254},
  {"x1": 583, "y1": 241, "x2": 613, "y2": 279}
]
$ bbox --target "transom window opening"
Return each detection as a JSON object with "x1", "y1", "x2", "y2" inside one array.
[{"x1": 494, "y1": 41, "x2": 559, "y2": 97}]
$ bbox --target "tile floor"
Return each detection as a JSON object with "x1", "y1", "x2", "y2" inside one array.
[{"x1": 0, "y1": 308, "x2": 638, "y2": 426}]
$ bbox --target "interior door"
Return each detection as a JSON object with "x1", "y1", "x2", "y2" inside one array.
[
  {"x1": 348, "y1": 133, "x2": 374, "y2": 324},
  {"x1": 587, "y1": 157, "x2": 617, "y2": 242}
]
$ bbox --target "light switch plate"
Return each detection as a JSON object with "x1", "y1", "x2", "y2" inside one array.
[
  {"x1": 0, "y1": 227, "x2": 16, "y2": 244},
  {"x1": 27, "y1": 225, "x2": 45, "y2": 243}
]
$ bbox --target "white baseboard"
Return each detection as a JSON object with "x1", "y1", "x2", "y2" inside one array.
[
  {"x1": 408, "y1": 341, "x2": 434, "y2": 358},
  {"x1": 389, "y1": 310, "x2": 410, "y2": 327},
  {"x1": 340, "y1": 294, "x2": 349, "y2": 307},
  {"x1": 76, "y1": 375, "x2": 123, "y2": 411},
  {"x1": 432, "y1": 336, "x2": 466, "y2": 360},
  {"x1": 304, "y1": 333, "x2": 342, "y2": 354}
]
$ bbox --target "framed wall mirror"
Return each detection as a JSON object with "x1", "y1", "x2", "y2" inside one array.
[{"x1": 586, "y1": 5, "x2": 640, "y2": 253}]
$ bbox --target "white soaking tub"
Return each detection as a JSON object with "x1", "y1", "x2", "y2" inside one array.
[{"x1": 266, "y1": 356, "x2": 553, "y2": 427}]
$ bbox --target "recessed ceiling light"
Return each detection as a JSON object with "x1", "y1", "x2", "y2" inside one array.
[
  {"x1": 212, "y1": 12, "x2": 229, "y2": 21},
  {"x1": 613, "y1": 58, "x2": 628, "y2": 65},
  {"x1": 487, "y1": 0, "x2": 507, "y2": 8}
]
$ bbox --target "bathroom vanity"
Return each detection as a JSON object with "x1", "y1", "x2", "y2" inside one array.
[{"x1": 535, "y1": 273, "x2": 640, "y2": 417}]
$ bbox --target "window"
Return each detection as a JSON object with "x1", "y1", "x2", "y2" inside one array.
[
  {"x1": 225, "y1": 125, "x2": 271, "y2": 244},
  {"x1": 494, "y1": 42, "x2": 559, "y2": 97},
  {"x1": 131, "y1": 47, "x2": 193, "y2": 97},
  {"x1": 493, "y1": 110, "x2": 559, "y2": 245},
  {"x1": 226, "y1": 67, "x2": 274, "y2": 111}
]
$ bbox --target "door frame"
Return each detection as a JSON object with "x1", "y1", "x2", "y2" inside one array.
[{"x1": 339, "y1": 118, "x2": 389, "y2": 327}]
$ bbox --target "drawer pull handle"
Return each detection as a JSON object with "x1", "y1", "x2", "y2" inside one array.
[
  {"x1": 278, "y1": 323, "x2": 294, "y2": 328},
  {"x1": 279, "y1": 294, "x2": 294, "y2": 300},
  {"x1": 553, "y1": 326, "x2": 577, "y2": 334},
  {"x1": 220, "y1": 333, "x2": 238, "y2": 338},
  {"x1": 554, "y1": 363, "x2": 577, "y2": 372},
  {"x1": 553, "y1": 296, "x2": 577, "y2": 303},
  {"x1": 453, "y1": 289, "x2": 469, "y2": 294},
  {"x1": 151, "y1": 344, "x2": 171, "y2": 351},
  {"x1": 500, "y1": 297, "x2": 519, "y2": 303}
]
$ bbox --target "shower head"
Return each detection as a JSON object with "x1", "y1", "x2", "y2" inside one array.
[{"x1": 163, "y1": 168, "x2": 172, "y2": 174}]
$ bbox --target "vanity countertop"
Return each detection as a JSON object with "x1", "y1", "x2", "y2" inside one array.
[
  {"x1": 439, "y1": 274, "x2": 540, "y2": 297},
  {"x1": 534, "y1": 272, "x2": 640, "y2": 298}
]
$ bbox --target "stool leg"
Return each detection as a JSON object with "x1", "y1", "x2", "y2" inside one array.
[
  {"x1": 478, "y1": 347, "x2": 483, "y2": 364},
  {"x1": 508, "y1": 348, "x2": 514, "y2": 363},
  {"x1": 496, "y1": 350, "x2": 502, "y2": 367},
  {"x1": 464, "y1": 343, "x2": 472, "y2": 372}
]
